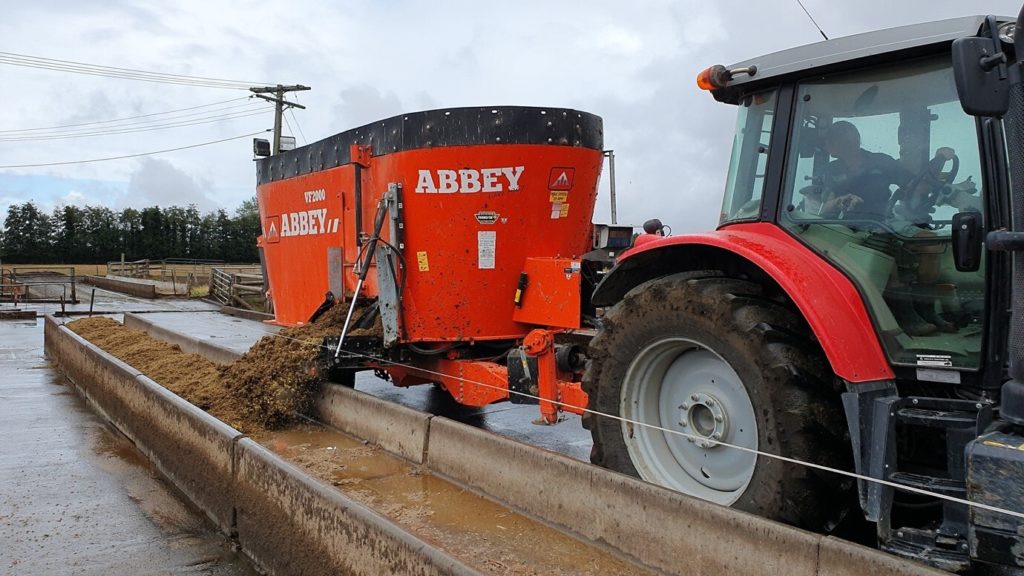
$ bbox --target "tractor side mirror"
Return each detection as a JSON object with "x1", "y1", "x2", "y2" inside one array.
[
  {"x1": 952, "y1": 211, "x2": 984, "y2": 272},
  {"x1": 952, "y1": 21, "x2": 1010, "y2": 117}
]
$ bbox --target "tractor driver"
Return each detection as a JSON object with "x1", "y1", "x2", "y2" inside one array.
[
  {"x1": 800, "y1": 121, "x2": 964, "y2": 336},
  {"x1": 812, "y1": 121, "x2": 913, "y2": 220}
]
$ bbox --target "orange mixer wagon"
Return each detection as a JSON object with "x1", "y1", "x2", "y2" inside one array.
[{"x1": 255, "y1": 106, "x2": 604, "y2": 421}]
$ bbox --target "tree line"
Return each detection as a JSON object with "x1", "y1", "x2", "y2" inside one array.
[{"x1": 0, "y1": 199, "x2": 261, "y2": 264}]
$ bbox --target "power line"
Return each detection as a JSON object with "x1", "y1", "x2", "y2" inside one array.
[
  {"x1": 0, "y1": 106, "x2": 273, "y2": 141},
  {"x1": 795, "y1": 0, "x2": 829, "y2": 40},
  {"x1": 0, "y1": 51, "x2": 262, "y2": 87},
  {"x1": 0, "y1": 51, "x2": 269, "y2": 89},
  {"x1": 288, "y1": 107, "x2": 308, "y2": 145},
  {"x1": 0, "y1": 130, "x2": 269, "y2": 169},
  {"x1": 282, "y1": 113, "x2": 296, "y2": 140},
  {"x1": 0, "y1": 57, "x2": 255, "y2": 89},
  {"x1": 0, "y1": 96, "x2": 253, "y2": 134}
]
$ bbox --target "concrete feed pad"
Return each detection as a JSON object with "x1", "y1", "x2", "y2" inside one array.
[
  {"x1": 233, "y1": 438, "x2": 476, "y2": 576},
  {"x1": 44, "y1": 316, "x2": 481, "y2": 576},
  {"x1": 44, "y1": 316, "x2": 239, "y2": 533},
  {"x1": 59, "y1": 314, "x2": 948, "y2": 576}
]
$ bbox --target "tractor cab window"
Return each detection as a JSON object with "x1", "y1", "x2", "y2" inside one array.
[
  {"x1": 720, "y1": 91, "x2": 775, "y2": 225},
  {"x1": 780, "y1": 56, "x2": 986, "y2": 371}
]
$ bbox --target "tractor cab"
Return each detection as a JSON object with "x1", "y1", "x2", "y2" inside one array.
[
  {"x1": 709, "y1": 16, "x2": 1008, "y2": 387},
  {"x1": 589, "y1": 14, "x2": 1024, "y2": 572}
]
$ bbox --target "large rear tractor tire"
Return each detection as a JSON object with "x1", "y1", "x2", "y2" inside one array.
[{"x1": 583, "y1": 273, "x2": 850, "y2": 529}]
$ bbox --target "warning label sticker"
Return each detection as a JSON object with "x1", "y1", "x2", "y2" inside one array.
[
  {"x1": 916, "y1": 354, "x2": 953, "y2": 367},
  {"x1": 478, "y1": 231, "x2": 496, "y2": 269},
  {"x1": 264, "y1": 216, "x2": 281, "y2": 244},
  {"x1": 550, "y1": 203, "x2": 562, "y2": 219},
  {"x1": 416, "y1": 251, "x2": 430, "y2": 272},
  {"x1": 548, "y1": 167, "x2": 575, "y2": 191},
  {"x1": 549, "y1": 191, "x2": 568, "y2": 203}
]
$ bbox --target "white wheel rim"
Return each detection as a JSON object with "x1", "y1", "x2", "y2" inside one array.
[{"x1": 620, "y1": 338, "x2": 758, "y2": 505}]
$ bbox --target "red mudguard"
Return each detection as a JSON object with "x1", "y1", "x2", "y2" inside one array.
[{"x1": 616, "y1": 222, "x2": 894, "y2": 383}]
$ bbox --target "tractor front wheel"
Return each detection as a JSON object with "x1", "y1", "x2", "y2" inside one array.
[{"x1": 583, "y1": 273, "x2": 849, "y2": 529}]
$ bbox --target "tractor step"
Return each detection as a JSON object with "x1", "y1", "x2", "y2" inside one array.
[
  {"x1": 887, "y1": 471, "x2": 966, "y2": 497},
  {"x1": 895, "y1": 406, "x2": 977, "y2": 428},
  {"x1": 881, "y1": 527, "x2": 970, "y2": 574}
]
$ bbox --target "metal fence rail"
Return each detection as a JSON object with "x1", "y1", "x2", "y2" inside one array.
[
  {"x1": 208, "y1": 267, "x2": 266, "y2": 311},
  {"x1": 1, "y1": 267, "x2": 79, "y2": 303},
  {"x1": 106, "y1": 258, "x2": 248, "y2": 282}
]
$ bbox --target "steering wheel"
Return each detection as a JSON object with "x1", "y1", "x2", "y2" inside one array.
[{"x1": 891, "y1": 148, "x2": 959, "y2": 223}]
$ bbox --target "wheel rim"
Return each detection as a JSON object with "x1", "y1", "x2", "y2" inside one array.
[{"x1": 620, "y1": 338, "x2": 758, "y2": 505}]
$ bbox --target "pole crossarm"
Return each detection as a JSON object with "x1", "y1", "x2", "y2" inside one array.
[{"x1": 249, "y1": 84, "x2": 311, "y2": 155}]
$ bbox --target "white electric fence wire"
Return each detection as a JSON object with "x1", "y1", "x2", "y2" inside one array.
[{"x1": 258, "y1": 328, "x2": 1024, "y2": 523}]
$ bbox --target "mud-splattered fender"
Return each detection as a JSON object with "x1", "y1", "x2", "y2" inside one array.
[{"x1": 592, "y1": 222, "x2": 893, "y2": 383}]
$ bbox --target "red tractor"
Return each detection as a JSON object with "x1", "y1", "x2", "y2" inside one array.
[{"x1": 585, "y1": 12, "x2": 1024, "y2": 573}]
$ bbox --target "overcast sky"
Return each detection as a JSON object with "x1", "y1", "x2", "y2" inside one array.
[{"x1": 1, "y1": 0, "x2": 1020, "y2": 233}]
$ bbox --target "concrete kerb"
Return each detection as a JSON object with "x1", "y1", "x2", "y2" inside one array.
[
  {"x1": 123, "y1": 312, "x2": 241, "y2": 365},
  {"x1": 234, "y1": 438, "x2": 479, "y2": 576},
  {"x1": 130, "y1": 373, "x2": 240, "y2": 533},
  {"x1": 220, "y1": 305, "x2": 274, "y2": 322},
  {"x1": 44, "y1": 315, "x2": 479, "y2": 576},
  {"x1": 315, "y1": 384, "x2": 431, "y2": 464},
  {"x1": 45, "y1": 315, "x2": 143, "y2": 425},
  {"x1": 44, "y1": 316, "x2": 239, "y2": 533},
  {"x1": 818, "y1": 536, "x2": 949, "y2": 576},
  {"x1": 423, "y1": 416, "x2": 948, "y2": 576},
  {"x1": 82, "y1": 275, "x2": 157, "y2": 299}
]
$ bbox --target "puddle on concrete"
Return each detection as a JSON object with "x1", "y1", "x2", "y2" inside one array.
[
  {"x1": 87, "y1": 418, "x2": 259, "y2": 574},
  {"x1": 254, "y1": 425, "x2": 649, "y2": 576}
]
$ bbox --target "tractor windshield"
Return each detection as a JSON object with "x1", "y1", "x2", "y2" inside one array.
[{"x1": 779, "y1": 55, "x2": 986, "y2": 371}]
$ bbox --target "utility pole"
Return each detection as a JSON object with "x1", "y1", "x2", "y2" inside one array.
[{"x1": 249, "y1": 84, "x2": 310, "y2": 154}]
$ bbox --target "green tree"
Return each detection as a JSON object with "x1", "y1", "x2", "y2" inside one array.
[
  {"x1": 52, "y1": 205, "x2": 86, "y2": 263},
  {"x1": 3, "y1": 202, "x2": 54, "y2": 263}
]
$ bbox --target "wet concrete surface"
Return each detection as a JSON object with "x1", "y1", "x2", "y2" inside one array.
[
  {"x1": 133, "y1": 310, "x2": 594, "y2": 462},
  {"x1": 255, "y1": 424, "x2": 646, "y2": 575},
  {"x1": 1, "y1": 314, "x2": 257, "y2": 575}
]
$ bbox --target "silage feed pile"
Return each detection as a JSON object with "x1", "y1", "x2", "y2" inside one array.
[{"x1": 67, "y1": 304, "x2": 377, "y2": 433}]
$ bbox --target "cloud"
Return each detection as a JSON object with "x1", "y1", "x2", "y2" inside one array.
[
  {"x1": 1, "y1": 0, "x2": 1021, "y2": 238},
  {"x1": 124, "y1": 157, "x2": 215, "y2": 210},
  {"x1": 57, "y1": 190, "x2": 89, "y2": 207},
  {"x1": 331, "y1": 85, "x2": 405, "y2": 129}
]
